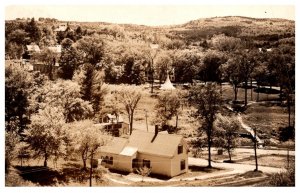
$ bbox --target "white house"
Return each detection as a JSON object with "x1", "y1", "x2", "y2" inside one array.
[{"x1": 99, "y1": 128, "x2": 188, "y2": 177}]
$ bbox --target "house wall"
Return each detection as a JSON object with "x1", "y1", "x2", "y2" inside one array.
[
  {"x1": 99, "y1": 152, "x2": 136, "y2": 173},
  {"x1": 170, "y1": 141, "x2": 188, "y2": 177},
  {"x1": 137, "y1": 153, "x2": 172, "y2": 177}
]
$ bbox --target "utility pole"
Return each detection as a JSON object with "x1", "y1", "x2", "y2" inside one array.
[{"x1": 253, "y1": 127, "x2": 258, "y2": 171}]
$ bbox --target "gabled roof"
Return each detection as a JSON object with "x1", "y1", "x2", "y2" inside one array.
[
  {"x1": 100, "y1": 137, "x2": 128, "y2": 154},
  {"x1": 106, "y1": 113, "x2": 124, "y2": 123},
  {"x1": 48, "y1": 45, "x2": 62, "y2": 53},
  {"x1": 128, "y1": 130, "x2": 183, "y2": 158},
  {"x1": 100, "y1": 130, "x2": 185, "y2": 158},
  {"x1": 26, "y1": 45, "x2": 40, "y2": 52}
]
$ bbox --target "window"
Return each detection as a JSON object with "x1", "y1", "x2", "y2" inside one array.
[
  {"x1": 132, "y1": 158, "x2": 139, "y2": 168},
  {"x1": 180, "y1": 160, "x2": 185, "y2": 170},
  {"x1": 103, "y1": 156, "x2": 109, "y2": 163},
  {"x1": 108, "y1": 157, "x2": 113, "y2": 165},
  {"x1": 178, "y1": 145, "x2": 183, "y2": 154},
  {"x1": 143, "y1": 159, "x2": 151, "y2": 168}
]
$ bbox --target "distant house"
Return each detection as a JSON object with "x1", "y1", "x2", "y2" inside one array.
[
  {"x1": 47, "y1": 45, "x2": 62, "y2": 54},
  {"x1": 54, "y1": 23, "x2": 68, "y2": 32},
  {"x1": 99, "y1": 128, "x2": 188, "y2": 177},
  {"x1": 96, "y1": 114, "x2": 129, "y2": 137},
  {"x1": 23, "y1": 44, "x2": 40, "y2": 60}
]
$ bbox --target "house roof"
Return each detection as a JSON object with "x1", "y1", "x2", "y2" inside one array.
[
  {"x1": 100, "y1": 130, "x2": 185, "y2": 158},
  {"x1": 119, "y1": 146, "x2": 138, "y2": 156},
  {"x1": 129, "y1": 130, "x2": 183, "y2": 157},
  {"x1": 100, "y1": 137, "x2": 128, "y2": 154},
  {"x1": 106, "y1": 113, "x2": 124, "y2": 123},
  {"x1": 26, "y1": 45, "x2": 40, "y2": 52},
  {"x1": 48, "y1": 45, "x2": 62, "y2": 53}
]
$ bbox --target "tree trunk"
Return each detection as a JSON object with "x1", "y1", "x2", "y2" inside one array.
[
  {"x1": 250, "y1": 78, "x2": 253, "y2": 101},
  {"x1": 228, "y1": 147, "x2": 232, "y2": 162},
  {"x1": 220, "y1": 82, "x2": 223, "y2": 99},
  {"x1": 82, "y1": 151, "x2": 87, "y2": 170},
  {"x1": 253, "y1": 128, "x2": 258, "y2": 171},
  {"x1": 207, "y1": 129, "x2": 212, "y2": 168},
  {"x1": 233, "y1": 84, "x2": 238, "y2": 101},
  {"x1": 256, "y1": 84, "x2": 260, "y2": 102},
  {"x1": 287, "y1": 94, "x2": 291, "y2": 127},
  {"x1": 279, "y1": 85, "x2": 283, "y2": 103},
  {"x1": 130, "y1": 112, "x2": 134, "y2": 135},
  {"x1": 175, "y1": 114, "x2": 178, "y2": 130},
  {"x1": 89, "y1": 153, "x2": 93, "y2": 187},
  {"x1": 244, "y1": 80, "x2": 248, "y2": 106},
  {"x1": 44, "y1": 153, "x2": 48, "y2": 167}
]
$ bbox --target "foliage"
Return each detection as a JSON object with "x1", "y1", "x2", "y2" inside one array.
[
  {"x1": 199, "y1": 50, "x2": 226, "y2": 82},
  {"x1": 58, "y1": 38, "x2": 82, "y2": 80},
  {"x1": 5, "y1": 64, "x2": 33, "y2": 133},
  {"x1": 211, "y1": 34, "x2": 241, "y2": 52},
  {"x1": 65, "y1": 120, "x2": 111, "y2": 169},
  {"x1": 173, "y1": 50, "x2": 201, "y2": 83},
  {"x1": 136, "y1": 166, "x2": 151, "y2": 182},
  {"x1": 5, "y1": 128, "x2": 20, "y2": 173},
  {"x1": 77, "y1": 64, "x2": 108, "y2": 115},
  {"x1": 116, "y1": 87, "x2": 142, "y2": 135},
  {"x1": 267, "y1": 164, "x2": 295, "y2": 186},
  {"x1": 214, "y1": 114, "x2": 241, "y2": 161},
  {"x1": 188, "y1": 83, "x2": 222, "y2": 167},
  {"x1": 24, "y1": 107, "x2": 66, "y2": 167},
  {"x1": 39, "y1": 26, "x2": 57, "y2": 48},
  {"x1": 154, "y1": 50, "x2": 173, "y2": 83},
  {"x1": 76, "y1": 34, "x2": 105, "y2": 65},
  {"x1": 32, "y1": 79, "x2": 93, "y2": 122},
  {"x1": 25, "y1": 18, "x2": 41, "y2": 43},
  {"x1": 32, "y1": 48, "x2": 59, "y2": 80},
  {"x1": 278, "y1": 126, "x2": 295, "y2": 142},
  {"x1": 154, "y1": 91, "x2": 181, "y2": 129}
]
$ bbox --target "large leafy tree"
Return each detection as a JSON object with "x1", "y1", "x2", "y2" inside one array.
[
  {"x1": 76, "y1": 34, "x2": 105, "y2": 66},
  {"x1": 173, "y1": 50, "x2": 201, "y2": 83},
  {"x1": 76, "y1": 64, "x2": 108, "y2": 115},
  {"x1": 154, "y1": 91, "x2": 181, "y2": 132},
  {"x1": 25, "y1": 18, "x2": 41, "y2": 43},
  {"x1": 58, "y1": 38, "x2": 81, "y2": 80},
  {"x1": 5, "y1": 64, "x2": 33, "y2": 133},
  {"x1": 188, "y1": 83, "x2": 222, "y2": 168},
  {"x1": 154, "y1": 50, "x2": 173, "y2": 83},
  {"x1": 116, "y1": 87, "x2": 142, "y2": 135},
  {"x1": 214, "y1": 114, "x2": 241, "y2": 162},
  {"x1": 65, "y1": 120, "x2": 111, "y2": 170},
  {"x1": 24, "y1": 107, "x2": 66, "y2": 167},
  {"x1": 32, "y1": 48, "x2": 59, "y2": 80},
  {"x1": 199, "y1": 51, "x2": 226, "y2": 83},
  {"x1": 221, "y1": 57, "x2": 243, "y2": 101},
  {"x1": 33, "y1": 79, "x2": 93, "y2": 123}
]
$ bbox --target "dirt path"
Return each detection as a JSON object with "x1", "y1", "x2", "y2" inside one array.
[
  {"x1": 237, "y1": 113, "x2": 263, "y2": 144},
  {"x1": 188, "y1": 157, "x2": 285, "y2": 175}
]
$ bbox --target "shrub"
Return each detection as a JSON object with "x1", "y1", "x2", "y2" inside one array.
[{"x1": 267, "y1": 164, "x2": 295, "y2": 186}]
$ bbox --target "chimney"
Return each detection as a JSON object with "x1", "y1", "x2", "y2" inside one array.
[
  {"x1": 155, "y1": 125, "x2": 159, "y2": 135},
  {"x1": 151, "y1": 125, "x2": 159, "y2": 143}
]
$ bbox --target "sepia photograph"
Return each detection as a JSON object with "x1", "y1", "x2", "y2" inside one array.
[{"x1": 3, "y1": 0, "x2": 296, "y2": 189}]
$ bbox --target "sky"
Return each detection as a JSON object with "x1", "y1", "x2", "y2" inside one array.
[{"x1": 5, "y1": 4, "x2": 295, "y2": 26}]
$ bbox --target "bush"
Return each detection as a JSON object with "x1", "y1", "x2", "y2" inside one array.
[
  {"x1": 279, "y1": 126, "x2": 295, "y2": 142},
  {"x1": 267, "y1": 165, "x2": 295, "y2": 186}
]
